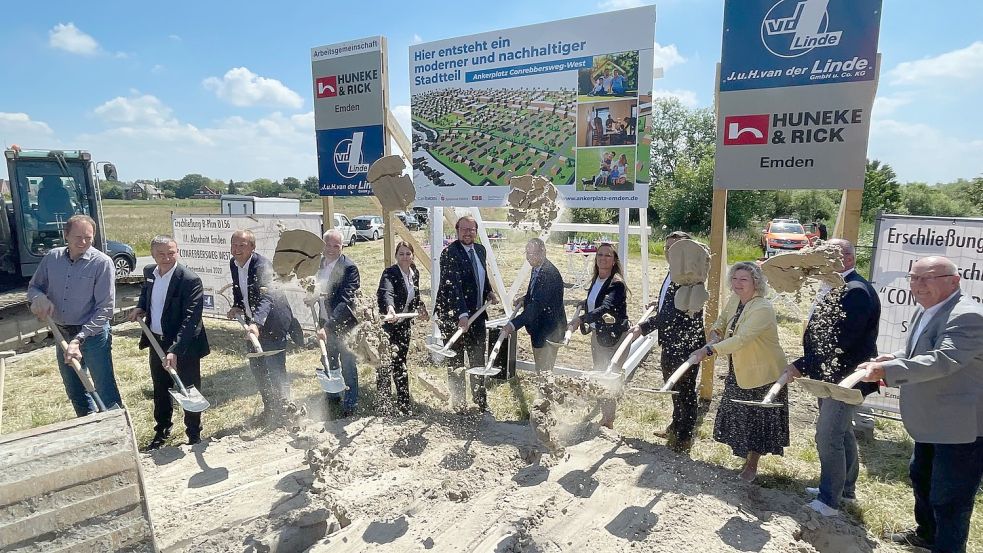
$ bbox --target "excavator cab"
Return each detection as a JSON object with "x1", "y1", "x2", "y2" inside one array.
[{"x1": 0, "y1": 149, "x2": 109, "y2": 280}]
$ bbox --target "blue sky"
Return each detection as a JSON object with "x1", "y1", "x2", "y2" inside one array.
[{"x1": 2, "y1": 0, "x2": 980, "y2": 184}]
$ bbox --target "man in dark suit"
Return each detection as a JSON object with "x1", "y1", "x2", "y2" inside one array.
[
  {"x1": 629, "y1": 231, "x2": 705, "y2": 452},
  {"x1": 227, "y1": 229, "x2": 294, "y2": 425},
  {"x1": 501, "y1": 238, "x2": 565, "y2": 373},
  {"x1": 786, "y1": 239, "x2": 880, "y2": 517},
  {"x1": 435, "y1": 215, "x2": 498, "y2": 411},
  {"x1": 129, "y1": 235, "x2": 209, "y2": 449},
  {"x1": 314, "y1": 229, "x2": 360, "y2": 418},
  {"x1": 860, "y1": 256, "x2": 983, "y2": 552}
]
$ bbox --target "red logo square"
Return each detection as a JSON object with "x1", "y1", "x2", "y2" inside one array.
[
  {"x1": 723, "y1": 114, "x2": 769, "y2": 145},
  {"x1": 316, "y1": 76, "x2": 338, "y2": 98}
]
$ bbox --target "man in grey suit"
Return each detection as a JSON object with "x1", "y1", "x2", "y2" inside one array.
[{"x1": 860, "y1": 256, "x2": 983, "y2": 553}]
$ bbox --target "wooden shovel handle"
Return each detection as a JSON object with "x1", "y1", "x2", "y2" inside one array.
[
  {"x1": 47, "y1": 323, "x2": 97, "y2": 393},
  {"x1": 236, "y1": 315, "x2": 265, "y2": 353},
  {"x1": 838, "y1": 369, "x2": 867, "y2": 389},
  {"x1": 662, "y1": 356, "x2": 698, "y2": 391},
  {"x1": 762, "y1": 372, "x2": 790, "y2": 404}
]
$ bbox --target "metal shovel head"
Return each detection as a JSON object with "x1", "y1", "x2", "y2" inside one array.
[
  {"x1": 795, "y1": 377, "x2": 864, "y2": 405},
  {"x1": 316, "y1": 369, "x2": 348, "y2": 394},
  {"x1": 589, "y1": 370, "x2": 622, "y2": 391},
  {"x1": 467, "y1": 365, "x2": 500, "y2": 376},
  {"x1": 628, "y1": 386, "x2": 678, "y2": 396},
  {"x1": 247, "y1": 348, "x2": 284, "y2": 359},
  {"x1": 425, "y1": 343, "x2": 457, "y2": 358},
  {"x1": 169, "y1": 386, "x2": 210, "y2": 413},
  {"x1": 731, "y1": 398, "x2": 784, "y2": 408}
]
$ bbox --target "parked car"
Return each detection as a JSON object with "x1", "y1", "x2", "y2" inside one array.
[
  {"x1": 333, "y1": 213, "x2": 357, "y2": 247},
  {"x1": 411, "y1": 206, "x2": 429, "y2": 225},
  {"x1": 394, "y1": 211, "x2": 420, "y2": 231},
  {"x1": 352, "y1": 215, "x2": 385, "y2": 241},
  {"x1": 760, "y1": 219, "x2": 810, "y2": 256},
  {"x1": 104, "y1": 240, "x2": 136, "y2": 277}
]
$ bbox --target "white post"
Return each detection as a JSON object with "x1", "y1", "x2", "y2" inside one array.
[
  {"x1": 618, "y1": 207, "x2": 629, "y2": 274},
  {"x1": 639, "y1": 205, "x2": 650, "y2": 305},
  {"x1": 469, "y1": 209, "x2": 509, "y2": 315},
  {"x1": 430, "y1": 206, "x2": 444, "y2": 342}
]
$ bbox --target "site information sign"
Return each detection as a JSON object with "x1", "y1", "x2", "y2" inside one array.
[
  {"x1": 171, "y1": 213, "x2": 323, "y2": 328},
  {"x1": 409, "y1": 6, "x2": 655, "y2": 208},
  {"x1": 713, "y1": 0, "x2": 882, "y2": 190},
  {"x1": 312, "y1": 37, "x2": 386, "y2": 196}
]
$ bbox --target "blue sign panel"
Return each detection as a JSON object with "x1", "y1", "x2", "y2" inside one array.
[
  {"x1": 720, "y1": 0, "x2": 882, "y2": 92},
  {"x1": 316, "y1": 124, "x2": 385, "y2": 196}
]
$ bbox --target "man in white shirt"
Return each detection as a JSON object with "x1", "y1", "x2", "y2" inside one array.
[
  {"x1": 860, "y1": 256, "x2": 983, "y2": 552},
  {"x1": 314, "y1": 229, "x2": 360, "y2": 418}
]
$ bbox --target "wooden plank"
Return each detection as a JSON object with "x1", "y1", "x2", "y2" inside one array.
[
  {"x1": 833, "y1": 189, "x2": 862, "y2": 244},
  {"x1": 0, "y1": 409, "x2": 121, "y2": 446},
  {"x1": 702, "y1": 188, "x2": 728, "y2": 400},
  {"x1": 51, "y1": 518, "x2": 152, "y2": 553},
  {"x1": 0, "y1": 483, "x2": 141, "y2": 547},
  {"x1": 0, "y1": 451, "x2": 136, "y2": 507}
]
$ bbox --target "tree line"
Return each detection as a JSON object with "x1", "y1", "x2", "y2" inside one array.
[{"x1": 100, "y1": 174, "x2": 321, "y2": 200}]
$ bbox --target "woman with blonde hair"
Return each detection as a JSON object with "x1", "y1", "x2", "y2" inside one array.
[
  {"x1": 568, "y1": 242, "x2": 629, "y2": 428},
  {"x1": 691, "y1": 261, "x2": 788, "y2": 482}
]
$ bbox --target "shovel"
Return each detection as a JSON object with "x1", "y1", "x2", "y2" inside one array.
[
  {"x1": 732, "y1": 372, "x2": 790, "y2": 408},
  {"x1": 426, "y1": 303, "x2": 490, "y2": 358},
  {"x1": 309, "y1": 304, "x2": 347, "y2": 394},
  {"x1": 383, "y1": 312, "x2": 419, "y2": 323},
  {"x1": 630, "y1": 355, "x2": 699, "y2": 396},
  {"x1": 795, "y1": 369, "x2": 867, "y2": 406},
  {"x1": 591, "y1": 305, "x2": 657, "y2": 385},
  {"x1": 48, "y1": 323, "x2": 108, "y2": 412},
  {"x1": 137, "y1": 320, "x2": 210, "y2": 412},
  {"x1": 236, "y1": 315, "x2": 284, "y2": 358},
  {"x1": 546, "y1": 305, "x2": 583, "y2": 348},
  {"x1": 468, "y1": 307, "x2": 523, "y2": 376}
]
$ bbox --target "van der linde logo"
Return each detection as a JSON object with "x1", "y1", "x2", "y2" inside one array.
[
  {"x1": 334, "y1": 131, "x2": 370, "y2": 178},
  {"x1": 761, "y1": 0, "x2": 842, "y2": 59}
]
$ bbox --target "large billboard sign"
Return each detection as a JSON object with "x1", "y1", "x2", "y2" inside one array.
[
  {"x1": 312, "y1": 37, "x2": 387, "y2": 196},
  {"x1": 409, "y1": 6, "x2": 655, "y2": 208},
  {"x1": 713, "y1": 0, "x2": 882, "y2": 190}
]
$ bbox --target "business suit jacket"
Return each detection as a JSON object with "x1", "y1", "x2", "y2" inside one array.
[
  {"x1": 883, "y1": 292, "x2": 983, "y2": 444},
  {"x1": 230, "y1": 252, "x2": 293, "y2": 341},
  {"x1": 639, "y1": 276, "x2": 705, "y2": 356},
  {"x1": 137, "y1": 263, "x2": 210, "y2": 358},
  {"x1": 580, "y1": 275, "x2": 629, "y2": 348},
  {"x1": 793, "y1": 271, "x2": 880, "y2": 395},
  {"x1": 378, "y1": 263, "x2": 421, "y2": 325},
  {"x1": 435, "y1": 240, "x2": 493, "y2": 333},
  {"x1": 510, "y1": 259, "x2": 566, "y2": 348},
  {"x1": 316, "y1": 255, "x2": 360, "y2": 334},
  {"x1": 711, "y1": 294, "x2": 787, "y2": 389}
]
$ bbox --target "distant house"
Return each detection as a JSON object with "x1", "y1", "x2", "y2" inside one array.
[
  {"x1": 124, "y1": 182, "x2": 164, "y2": 200},
  {"x1": 191, "y1": 185, "x2": 222, "y2": 199}
]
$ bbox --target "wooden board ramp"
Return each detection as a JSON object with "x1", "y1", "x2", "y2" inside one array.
[{"x1": 0, "y1": 409, "x2": 157, "y2": 552}]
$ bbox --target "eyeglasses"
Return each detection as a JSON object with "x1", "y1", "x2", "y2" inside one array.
[
  {"x1": 458, "y1": 227, "x2": 477, "y2": 233},
  {"x1": 905, "y1": 274, "x2": 956, "y2": 283}
]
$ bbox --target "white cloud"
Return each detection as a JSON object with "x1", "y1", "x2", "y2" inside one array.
[
  {"x1": 151, "y1": 64, "x2": 165, "y2": 75},
  {"x1": 888, "y1": 41, "x2": 983, "y2": 86},
  {"x1": 653, "y1": 42, "x2": 686, "y2": 73},
  {"x1": 872, "y1": 94, "x2": 912, "y2": 118},
  {"x1": 652, "y1": 89, "x2": 699, "y2": 108},
  {"x1": 203, "y1": 67, "x2": 304, "y2": 109},
  {"x1": 93, "y1": 94, "x2": 175, "y2": 126},
  {"x1": 411, "y1": 34, "x2": 423, "y2": 45},
  {"x1": 48, "y1": 22, "x2": 100, "y2": 56},
  {"x1": 869, "y1": 119, "x2": 983, "y2": 183},
  {"x1": 598, "y1": 0, "x2": 647, "y2": 10},
  {"x1": 0, "y1": 113, "x2": 55, "y2": 148},
  {"x1": 168, "y1": 34, "x2": 182, "y2": 42}
]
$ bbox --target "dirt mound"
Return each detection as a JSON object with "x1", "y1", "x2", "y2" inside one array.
[{"x1": 142, "y1": 413, "x2": 902, "y2": 552}]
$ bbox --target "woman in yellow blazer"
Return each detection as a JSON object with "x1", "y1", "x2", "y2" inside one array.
[{"x1": 690, "y1": 261, "x2": 788, "y2": 483}]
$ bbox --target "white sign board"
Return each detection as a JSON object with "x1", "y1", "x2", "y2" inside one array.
[
  {"x1": 171, "y1": 213, "x2": 323, "y2": 328},
  {"x1": 866, "y1": 213, "x2": 983, "y2": 414},
  {"x1": 409, "y1": 6, "x2": 655, "y2": 208}
]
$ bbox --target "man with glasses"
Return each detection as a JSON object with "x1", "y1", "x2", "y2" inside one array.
[
  {"x1": 434, "y1": 215, "x2": 498, "y2": 412},
  {"x1": 859, "y1": 256, "x2": 983, "y2": 552}
]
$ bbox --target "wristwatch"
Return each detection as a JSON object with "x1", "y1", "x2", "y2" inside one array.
[
  {"x1": 73, "y1": 333, "x2": 86, "y2": 345},
  {"x1": 704, "y1": 345, "x2": 715, "y2": 357}
]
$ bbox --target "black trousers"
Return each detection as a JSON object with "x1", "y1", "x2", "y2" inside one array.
[
  {"x1": 149, "y1": 345, "x2": 202, "y2": 439},
  {"x1": 380, "y1": 323, "x2": 411, "y2": 408},
  {"x1": 661, "y1": 347, "x2": 698, "y2": 442}
]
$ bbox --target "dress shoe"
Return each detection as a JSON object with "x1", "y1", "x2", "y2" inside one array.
[
  {"x1": 668, "y1": 437, "x2": 693, "y2": 453},
  {"x1": 887, "y1": 529, "x2": 933, "y2": 549},
  {"x1": 806, "y1": 499, "x2": 839, "y2": 517},
  {"x1": 187, "y1": 435, "x2": 201, "y2": 446},
  {"x1": 146, "y1": 430, "x2": 170, "y2": 451}
]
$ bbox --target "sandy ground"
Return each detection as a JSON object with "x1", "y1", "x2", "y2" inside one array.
[{"x1": 141, "y1": 406, "x2": 907, "y2": 553}]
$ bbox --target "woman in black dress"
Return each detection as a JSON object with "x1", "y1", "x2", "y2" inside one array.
[
  {"x1": 377, "y1": 241, "x2": 429, "y2": 414},
  {"x1": 691, "y1": 261, "x2": 788, "y2": 482}
]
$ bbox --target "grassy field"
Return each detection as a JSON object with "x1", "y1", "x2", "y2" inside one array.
[{"x1": 3, "y1": 223, "x2": 980, "y2": 549}]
